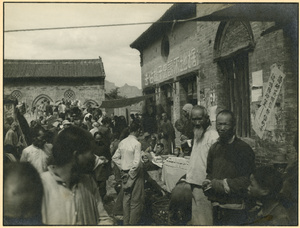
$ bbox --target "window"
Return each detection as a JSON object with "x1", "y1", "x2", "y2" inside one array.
[
  {"x1": 180, "y1": 75, "x2": 197, "y2": 106},
  {"x1": 161, "y1": 35, "x2": 170, "y2": 61},
  {"x1": 11, "y1": 90, "x2": 22, "y2": 100},
  {"x1": 64, "y1": 90, "x2": 75, "y2": 100}
]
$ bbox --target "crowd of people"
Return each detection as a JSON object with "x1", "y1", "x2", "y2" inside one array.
[{"x1": 3, "y1": 99, "x2": 298, "y2": 225}]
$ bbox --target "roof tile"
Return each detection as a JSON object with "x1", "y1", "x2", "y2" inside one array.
[{"x1": 4, "y1": 58, "x2": 105, "y2": 78}]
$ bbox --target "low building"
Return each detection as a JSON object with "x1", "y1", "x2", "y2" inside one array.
[
  {"x1": 131, "y1": 3, "x2": 298, "y2": 164},
  {"x1": 4, "y1": 58, "x2": 106, "y2": 111}
]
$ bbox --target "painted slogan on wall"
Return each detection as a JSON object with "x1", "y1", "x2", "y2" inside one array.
[
  {"x1": 142, "y1": 48, "x2": 200, "y2": 88},
  {"x1": 253, "y1": 63, "x2": 285, "y2": 139}
]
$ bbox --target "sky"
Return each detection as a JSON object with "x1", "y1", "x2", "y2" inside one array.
[{"x1": 4, "y1": 2, "x2": 172, "y2": 89}]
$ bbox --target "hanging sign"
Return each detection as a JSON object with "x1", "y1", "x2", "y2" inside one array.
[{"x1": 253, "y1": 64, "x2": 285, "y2": 138}]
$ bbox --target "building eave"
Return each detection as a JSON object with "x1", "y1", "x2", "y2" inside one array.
[{"x1": 130, "y1": 3, "x2": 196, "y2": 51}]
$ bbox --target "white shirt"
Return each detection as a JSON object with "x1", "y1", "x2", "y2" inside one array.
[
  {"x1": 58, "y1": 103, "x2": 66, "y2": 113},
  {"x1": 41, "y1": 166, "x2": 113, "y2": 225},
  {"x1": 20, "y1": 144, "x2": 51, "y2": 174},
  {"x1": 90, "y1": 128, "x2": 98, "y2": 136},
  {"x1": 186, "y1": 127, "x2": 219, "y2": 185},
  {"x1": 112, "y1": 134, "x2": 142, "y2": 178}
]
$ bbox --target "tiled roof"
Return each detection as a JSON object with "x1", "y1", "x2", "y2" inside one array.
[{"x1": 4, "y1": 58, "x2": 106, "y2": 78}]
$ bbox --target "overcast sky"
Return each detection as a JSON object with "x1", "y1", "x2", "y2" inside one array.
[{"x1": 4, "y1": 3, "x2": 172, "y2": 89}]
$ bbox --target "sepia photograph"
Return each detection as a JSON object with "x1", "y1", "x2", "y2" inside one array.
[{"x1": 3, "y1": 1, "x2": 298, "y2": 226}]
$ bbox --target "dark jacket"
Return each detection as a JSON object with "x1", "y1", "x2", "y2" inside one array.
[
  {"x1": 206, "y1": 137, "x2": 255, "y2": 205},
  {"x1": 175, "y1": 118, "x2": 194, "y2": 139},
  {"x1": 247, "y1": 202, "x2": 290, "y2": 226},
  {"x1": 93, "y1": 142, "x2": 111, "y2": 181}
]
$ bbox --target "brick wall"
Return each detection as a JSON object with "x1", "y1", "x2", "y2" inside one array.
[
  {"x1": 248, "y1": 22, "x2": 298, "y2": 164},
  {"x1": 141, "y1": 20, "x2": 199, "y2": 90},
  {"x1": 194, "y1": 4, "x2": 297, "y2": 165},
  {"x1": 139, "y1": 4, "x2": 297, "y2": 166},
  {"x1": 195, "y1": 17, "x2": 297, "y2": 165},
  {"x1": 196, "y1": 21, "x2": 223, "y2": 111}
]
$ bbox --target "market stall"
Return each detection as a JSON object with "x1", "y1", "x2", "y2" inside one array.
[{"x1": 161, "y1": 157, "x2": 190, "y2": 193}]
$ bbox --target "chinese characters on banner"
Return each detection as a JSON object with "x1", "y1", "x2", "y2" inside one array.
[
  {"x1": 253, "y1": 64, "x2": 285, "y2": 138},
  {"x1": 143, "y1": 48, "x2": 199, "y2": 88}
]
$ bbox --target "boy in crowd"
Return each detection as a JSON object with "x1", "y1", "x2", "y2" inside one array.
[{"x1": 247, "y1": 166, "x2": 290, "y2": 225}]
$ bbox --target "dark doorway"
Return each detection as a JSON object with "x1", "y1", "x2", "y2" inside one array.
[{"x1": 219, "y1": 52, "x2": 251, "y2": 137}]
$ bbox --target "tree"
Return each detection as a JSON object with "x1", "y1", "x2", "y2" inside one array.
[{"x1": 106, "y1": 88, "x2": 126, "y2": 100}]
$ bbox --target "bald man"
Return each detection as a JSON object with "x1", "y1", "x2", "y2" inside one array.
[{"x1": 4, "y1": 162, "x2": 44, "y2": 225}]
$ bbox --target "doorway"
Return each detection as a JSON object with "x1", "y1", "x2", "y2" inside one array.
[{"x1": 219, "y1": 52, "x2": 251, "y2": 137}]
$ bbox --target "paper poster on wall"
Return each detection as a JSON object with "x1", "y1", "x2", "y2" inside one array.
[
  {"x1": 251, "y1": 88, "x2": 263, "y2": 102},
  {"x1": 252, "y1": 64, "x2": 285, "y2": 138},
  {"x1": 251, "y1": 70, "x2": 263, "y2": 102},
  {"x1": 252, "y1": 70, "x2": 263, "y2": 87}
]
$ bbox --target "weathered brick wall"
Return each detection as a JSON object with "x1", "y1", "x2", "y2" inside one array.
[
  {"x1": 196, "y1": 21, "x2": 222, "y2": 113},
  {"x1": 142, "y1": 21, "x2": 198, "y2": 75},
  {"x1": 195, "y1": 16, "x2": 297, "y2": 165},
  {"x1": 249, "y1": 22, "x2": 298, "y2": 164},
  {"x1": 140, "y1": 4, "x2": 297, "y2": 165},
  {"x1": 4, "y1": 81, "x2": 105, "y2": 109},
  {"x1": 142, "y1": 19, "x2": 199, "y2": 123}
]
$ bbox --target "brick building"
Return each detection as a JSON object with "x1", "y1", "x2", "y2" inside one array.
[
  {"x1": 131, "y1": 3, "x2": 298, "y2": 164},
  {"x1": 4, "y1": 58, "x2": 106, "y2": 111}
]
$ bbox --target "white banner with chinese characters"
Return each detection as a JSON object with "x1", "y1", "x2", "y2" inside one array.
[{"x1": 253, "y1": 64, "x2": 285, "y2": 138}]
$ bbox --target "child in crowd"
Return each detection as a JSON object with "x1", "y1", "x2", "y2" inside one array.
[{"x1": 247, "y1": 166, "x2": 290, "y2": 225}]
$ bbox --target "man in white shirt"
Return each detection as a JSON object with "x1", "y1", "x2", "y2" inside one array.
[
  {"x1": 112, "y1": 122, "x2": 144, "y2": 225},
  {"x1": 186, "y1": 105, "x2": 219, "y2": 225},
  {"x1": 90, "y1": 122, "x2": 100, "y2": 136},
  {"x1": 20, "y1": 127, "x2": 51, "y2": 174}
]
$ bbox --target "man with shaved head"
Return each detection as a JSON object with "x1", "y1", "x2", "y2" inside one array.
[
  {"x1": 203, "y1": 110, "x2": 255, "y2": 225},
  {"x1": 185, "y1": 105, "x2": 219, "y2": 225},
  {"x1": 40, "y1": 126, "x2": 114, "y2": 225}
]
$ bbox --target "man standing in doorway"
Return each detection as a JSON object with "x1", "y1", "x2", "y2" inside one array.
[
  {"x1": 175, "y1": 103, "x2": 194, "y2": 146},
  {"x1": 158, "y1": 112, "x2": 175, "y2": 154},
  {"x1": 203, "y1": 110, "x2": 255, "y2": 225},
  {"x1": 112, "y1": 122, "x2": 144, "y2": 225},
  {"x1": 186, "y1": 105, "x2": 219, "y2": 225}
]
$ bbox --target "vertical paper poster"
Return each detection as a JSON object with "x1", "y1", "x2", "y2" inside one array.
[
  {"x1": 251, "y1": 70, "x2": 263, "y2": 102},
  {"x1": 252, "y1": 64, "x2": 285, "y2": 138}
]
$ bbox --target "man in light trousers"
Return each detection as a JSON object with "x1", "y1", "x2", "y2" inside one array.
[{"x1": 112, "y1": 122, "x2": 144, "y2": 225}]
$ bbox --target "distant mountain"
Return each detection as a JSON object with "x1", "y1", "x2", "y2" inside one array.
[
  {"x1": 105, "y1": 80, "x2": 143, "y2": 112},
  {"x1": 105, "y1": 80, "x2": 142, "y2": 98}
]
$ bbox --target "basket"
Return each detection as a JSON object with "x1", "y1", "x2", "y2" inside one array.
[{"x1": 151, "y1": 199, "x2": 170, "y2": 225}]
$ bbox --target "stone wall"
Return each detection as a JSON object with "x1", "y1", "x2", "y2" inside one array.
[{"x1": 4, "y1": 80, "x2": 105, "y2": 109}]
